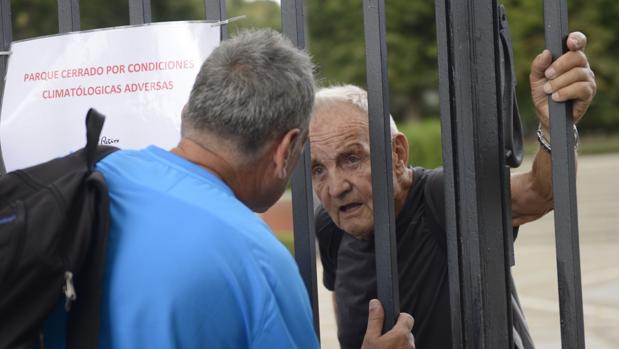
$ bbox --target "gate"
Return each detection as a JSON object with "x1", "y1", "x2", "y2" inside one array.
[{"x1": 0, "y1": 0, "x2": 585, "y2": 347}]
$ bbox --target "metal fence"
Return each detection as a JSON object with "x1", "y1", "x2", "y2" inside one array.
[
  {"x1": 0, "y1": 0, "x2": 585, "y2": 347},
  {"x1": 435, "y1": 0, "x2": 584, "y2": 347}
]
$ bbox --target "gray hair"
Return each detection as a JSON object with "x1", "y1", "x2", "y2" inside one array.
[
  {"x1": 314, "y1": 84, "x2": 398, "y2": 134},
  {"x1": 183, "y1": 29, "x2": 315, "y2": 155}
]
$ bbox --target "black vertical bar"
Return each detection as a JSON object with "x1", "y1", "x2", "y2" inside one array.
[
  {"x1": 362, "y1": 0, "x2": 399, "y2": 331},
  {"x1": 544, "y1": 1, "x2": 586, "y2": 348},
  {"x1": 57, "y1": 0, "x2": 80, "y2": 32},
  {"x1": 434, "y1": 0, "x2": 463, "y2": 346},
  {"x1": 281, "y1": 0, "x2": 304, "y2": 48},
  {"x1": 204, "y1": 0, "x2": 227, "y2": 40},
  {"x1": 0, "y1": 0, "x2": 11, "y2": 175},
  {"x1": 281, "y1": 0, "x2": 320, "y2": 339},
  {"x1": 500, "y1": 173, "x2": 515, "y2": 348},
  {"x1": 497, "y1": 8, "x2": 515, "y2": 348},
  {"x1": 129, "y1": 0, "x2": 152, "y2": 25},
  {"x1": 436, "y1": 0, "x2": 512, "y2": 347},
  {"x1": 451, "y1": 0, "x2": 484, "y2": 341}
]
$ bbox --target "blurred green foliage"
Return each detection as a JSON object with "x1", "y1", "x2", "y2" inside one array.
[
  {"x1": 307, "y1": 0, "x2": 619, "y2": 134},
  {"x1": 10, "y1": 0, "x2": 280, "y2": 39},
  {"x1": 9, "y1": 0, "x2": 619, "y2": 135},
  {"x1": 307, "y1": 0, "x2": 438, "y2": 120},
  {"x1": 398, "y1": 119, "x2": 443, "y2": 169}
]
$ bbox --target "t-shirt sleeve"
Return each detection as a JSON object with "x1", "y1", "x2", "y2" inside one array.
[
  {"x1": 315, "y1": 206, "x2": 343, "y2": 291},
  {"x1": 423, "y1": 168, "x2": 447, "y2": 248}
]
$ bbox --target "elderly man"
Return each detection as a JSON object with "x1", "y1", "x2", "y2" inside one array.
[
  {"x1": 41, "y1": 29, "x2": 415, "y2": 348},
  {"x1": 311, "y1": 32, "x2": 596, "y2": 349}
]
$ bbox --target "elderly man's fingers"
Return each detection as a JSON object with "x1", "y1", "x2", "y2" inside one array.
[
  {"x1": 566, "y1": 31, "x2": 587, "y2": 52},
  {"x1": 383, "y1": 313, "x2": 416, "y2": 349},
  {"x1": 545, "y1": 50, "x2": 589, "y2": 80},
  {"x1": 543, "y1": 67, "x2": 595, "y2": 94},
  {"x1": 393, "y1": 312, "x2": 415, "y2": 333},
  {"x1": 551, "y1": 81, "x2": 597, "y2": 103},
  {"x1": 364, "y1": 299, "x2": 385, "y2": 339},
  {"x1": 530, "y1": 49, "x2": 553, "y2": 82},
  {"x1": 408, "y1": 333, "x2": 416, "y2": 349}
]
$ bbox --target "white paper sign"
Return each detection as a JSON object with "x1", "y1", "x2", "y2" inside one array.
[{"x1": 0, "y1": 21, "x2": 220, "y2": 171}]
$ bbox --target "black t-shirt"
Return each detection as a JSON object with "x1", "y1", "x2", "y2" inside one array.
[{"x1": 316, "y1": 167, "x2": 452, "y2": 349}]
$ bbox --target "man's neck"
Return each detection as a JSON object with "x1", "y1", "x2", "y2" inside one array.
[
  {"x1": 171, "y1": 137, "x2": 242, "y2": 192},
  {"x1": 171, "y1": 137, "x2": 276, "y2": 213}
]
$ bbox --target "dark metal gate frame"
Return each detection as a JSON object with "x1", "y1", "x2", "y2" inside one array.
[
  {"x1": 0, "y1": 0, "x2": 585, "y2": 347},
  {"x1": 281, "y1": 0, "x2": 321, "y2": 339},
  {"x1": 0, "y1": 0, "x2": 10, "y2": 175},
  {"x1": 433, "y1": 0, "x2": 585, "y2": 347},
  {"x1": 544, "y1": 0, "x2": 586, "y2": 347},
  {"x1": 435, "y1": 0, "x2": 513, "y2": 346}
]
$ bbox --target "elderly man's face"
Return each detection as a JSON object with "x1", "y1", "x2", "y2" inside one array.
[{"x1": 310, "y1": 102, "x2": 375, "y2": 240}]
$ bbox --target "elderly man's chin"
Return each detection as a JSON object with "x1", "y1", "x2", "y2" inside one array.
[
  {"x1": 338, "y1": 222, "x2": 374, "y2": 241},
  {"x1": 350, "y1": 230, "x2": 374, "y2": 241}
]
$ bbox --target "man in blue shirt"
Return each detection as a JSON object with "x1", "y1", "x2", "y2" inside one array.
[{"x1": 44, "y1": 29, "x2": 415, "y2": 348}]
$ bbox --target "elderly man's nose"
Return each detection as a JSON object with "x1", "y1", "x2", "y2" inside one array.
[{"x1": 327, "y1": 173, "x2": 351, "y2": 197}]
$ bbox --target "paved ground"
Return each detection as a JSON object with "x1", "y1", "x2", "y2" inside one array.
[
  {"x1": 315, "y1": 153, "x2": 619, "y2": 348},
  {"x1": 511, "y1": 153, "x2": 619, "y2": 349}
]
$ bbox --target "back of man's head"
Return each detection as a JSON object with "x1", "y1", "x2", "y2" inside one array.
[{"x1": 182, "y1": 29, "x2": 315, "y2": 159}]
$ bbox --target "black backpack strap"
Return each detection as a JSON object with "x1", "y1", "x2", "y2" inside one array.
[
  {"x1": 67, "y1": 171, "x2": 111, "y2": 349},
  {"x1": 85, "y1": 109, "x2": 106, "y2": 171},
  {"x1": 66, "y1": 109, "x2": 116, "y2": 348},
  {"x1": 84, "y1": 108, "x2": 119, "y2": 167}
]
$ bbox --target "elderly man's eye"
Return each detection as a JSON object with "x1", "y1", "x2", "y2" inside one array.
[
  {"x1": 346, "y1": 154, "x2": 360, "y2": 164},
  {"x1": 312, "y1": 166, "x2": 324, "y2": 177}
]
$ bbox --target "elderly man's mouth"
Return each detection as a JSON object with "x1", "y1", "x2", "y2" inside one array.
[{"x1": 339, "y1": 203, "x2": 362, "y2": 214}]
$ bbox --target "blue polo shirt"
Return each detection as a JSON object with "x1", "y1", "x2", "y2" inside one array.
[{"x1": 43, "y1": 146, "x2": 318, "y2": 349}]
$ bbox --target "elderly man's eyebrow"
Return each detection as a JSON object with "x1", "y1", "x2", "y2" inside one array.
[
  {"x1": 311, "y1": 158, "x2": 323, "y2": 168},
  {"x1": 339, "y1": 142, "x2": 365, "y2": 153}
]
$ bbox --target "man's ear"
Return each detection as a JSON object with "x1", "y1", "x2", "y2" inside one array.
[
  {"x1": 273, "y1": 128, "x2": 301, "y2": 179},
  {"x1": 392, "y1": 133, "x2": 409, "y2": 175}
]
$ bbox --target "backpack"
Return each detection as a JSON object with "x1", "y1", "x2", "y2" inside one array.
[{"x1": 0, "y1": 109, "x2": 118, "y2": 349}]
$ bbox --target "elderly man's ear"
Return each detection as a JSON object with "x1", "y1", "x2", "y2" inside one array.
[
  {"x1": 272, "y1": 128, "x2": 302, "y2": 179},
  {"x1": 393, "y1": 133, "x2": 410, "y2": 176}
]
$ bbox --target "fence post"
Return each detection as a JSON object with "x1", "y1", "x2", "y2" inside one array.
[
  {"x1": 434, "y1": 0, "x2": 462, "y2": 345},
  {"x1": 58, "y1": 0, "x2": 80, "y2": 33},
  {"x1": 204, "y1": 0, "x2": 227, "y2": 40},
  {"x1": 0, "y1": 0, "x2": 10, "y2": 175},
  {"x1": 129, "y1": 0, "x2": 152, "y2": 25},
  {"x1": 281, "y1": 0, "x2": 321, "y2": 339},
  {"x1": 362, "y1": 0, "x2": 400, "y2": 331},
  {"x1": 544, "y1": 0, "x2": 586, "y2": 347},
  {"x1": 435, "y1": 0, "x2": 513, "y2": 347}
]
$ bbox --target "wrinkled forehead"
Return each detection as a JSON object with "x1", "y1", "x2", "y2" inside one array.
[
  {"x1": 310, "y1": 101, "x2": 369, "y2": 134},
  {"x1": 310, "y1": 102, "x2": 371, "y2": 158}
]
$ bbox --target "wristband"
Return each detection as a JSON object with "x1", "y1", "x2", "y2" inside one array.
[{"x1": 536, "y1": 124, "x2": 579, "y2": 152}]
